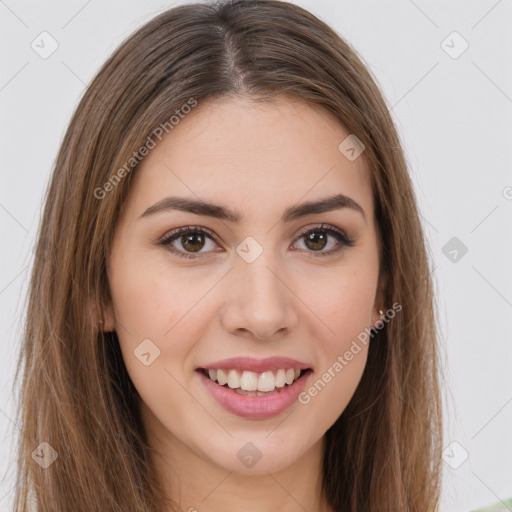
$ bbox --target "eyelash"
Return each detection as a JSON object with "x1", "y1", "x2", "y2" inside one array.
[{"x1": 158, "y1": 224, "x2": 355, "y2": 260}]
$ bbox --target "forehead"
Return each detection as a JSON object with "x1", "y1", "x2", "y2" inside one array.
[{"x1": 126, "y1": 95, "x2": 374, "y2": 223}]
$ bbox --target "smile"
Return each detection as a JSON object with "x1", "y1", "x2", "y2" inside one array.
[{"x1": 200, "y1": 368, "x2": 305, "y2": 395}]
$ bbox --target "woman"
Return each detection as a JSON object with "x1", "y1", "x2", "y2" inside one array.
[{"x1": 14, "y1": 1, "x2": 443, "y2": 510}]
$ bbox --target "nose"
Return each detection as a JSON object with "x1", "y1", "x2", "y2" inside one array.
[{"x1": 220, "y1": 251, "x2": 298, "y2": 340}]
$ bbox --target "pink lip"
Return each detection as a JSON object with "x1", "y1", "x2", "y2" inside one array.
[
  {"x1": 199, "y1": 356, "x2": 311, "y2": 373},
  {"x1": 197, "y1": 369, "x2": 311, "y2": 419}
]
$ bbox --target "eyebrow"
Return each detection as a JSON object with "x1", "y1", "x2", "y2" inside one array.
[{"x1": 139, "y1": 193, "x2": 366, "y2": 223}]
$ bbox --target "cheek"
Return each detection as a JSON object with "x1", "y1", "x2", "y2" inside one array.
[
  {"x1": 298, "y1": 342, "x2": 369, "y2": 436},
  {"x1": 107, "y1": 249, "x2": 225, "y2": 395},
  {"x1": 328, "y1": 284, "x2": 376, "y2": 349},
  {"x1": 107, "y1": 256, "x2": 211, "y2": 423},
  {"x1": 293, "y1": 264, "x2": 376, "y2": 421},
  {"x1": 109, "y1": 247, "x2": 215, "y2": 340},
  {"x1": 296, "y1": 275, "x2": 374, "y2": 427},
  {"x1": 301, "y1": 263, "x2": 378, "y2": 350}
]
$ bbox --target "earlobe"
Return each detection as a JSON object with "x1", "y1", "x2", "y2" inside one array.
[
  {"x1": 90, "y1": 299, "x2": 115, "y2": 333},
  {"x1": 371, "y1": 307, "x2": 385, "y2": 329},
  {"x1": 372, "y1": 272, "x2": 387, "y2": 328},
  {"x1": 100, "y1": 314, "x2": 115, "y2": 333},
  {"x1": 101, "y1": 300, "x2": 116, "y2": 332}
]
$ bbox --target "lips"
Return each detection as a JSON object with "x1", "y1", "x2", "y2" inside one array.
[{"x1": 196, "y1": 356, "x2": 313, "y2": 419}]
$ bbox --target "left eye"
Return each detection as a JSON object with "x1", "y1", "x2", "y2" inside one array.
[
  {"x1": 158, "y1": 224, "x2": 354, "y2": 259},
  {"x1": 291, "y1": 225, "x2": 353, "y2": 255}
]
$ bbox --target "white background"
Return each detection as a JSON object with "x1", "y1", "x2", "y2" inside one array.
[{"x1": 1, "y1": 1, "x2": 511, "y2": 510}]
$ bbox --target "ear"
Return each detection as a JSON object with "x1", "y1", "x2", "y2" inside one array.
[
  {"x1": 371, "y1": 270, "x2": 387, "y2": 329},
  {"x1": 90, "y1": 295, "x2": 115, "y2": 333},
  {"x1": 101, "y1": 299, "x2": 116, "y2": 333}
]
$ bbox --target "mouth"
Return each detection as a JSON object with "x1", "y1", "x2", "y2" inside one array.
[
  {"x1": 196, "y1": 366, "x2": 313, "y2": 419},
  {"x1": 197, "y1": 367, "x2": 313, "y2": 396}
]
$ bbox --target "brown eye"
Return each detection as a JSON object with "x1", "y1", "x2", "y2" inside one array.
[
  {"x1": 180, "y1": 232, "x2": 206, "y2": 252},
  {"x1": 292, "y1": 225, "x2": 355, "y2": 257},
  {"x1": 159, "y1": 226, "x2": 220, "y2": 259},
  {"x1": 303, "y1": 231, "x2": 328, "y2": 251}
]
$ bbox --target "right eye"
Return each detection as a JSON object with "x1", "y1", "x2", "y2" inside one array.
[{"x1": 158, "y1": 226, "x2": 222, "y2": 259}]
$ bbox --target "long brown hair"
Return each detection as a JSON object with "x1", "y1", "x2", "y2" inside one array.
[{"x1": 13, "y1": 1, "x2": 443, "y2": 510}]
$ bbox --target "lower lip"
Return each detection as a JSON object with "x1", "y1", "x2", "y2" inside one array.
[{"x1": 197, "y1": 370, "x2": 311, "y2": 419}]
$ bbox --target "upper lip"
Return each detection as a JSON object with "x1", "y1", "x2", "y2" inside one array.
[{"x1": 198, "y1": 356, "x2": 312, "y2": 373}]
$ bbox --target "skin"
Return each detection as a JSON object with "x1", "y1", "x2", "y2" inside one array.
[{"x1": 104, "y1": 95, "x2": 384, "y2": 512}]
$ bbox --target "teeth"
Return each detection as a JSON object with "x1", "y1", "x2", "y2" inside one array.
[
  {"x1": 204, "y1": 367, "x2": 305, "y2": 392},
  {"x1": 275, "y1": 369, "x2": 286, "y2": 388},
  {"x1": 285, "y1": 368, "x2": 295, "y2": 385},
  {"x1": 216, "y1": 369, "x2": 228, "y2": 386},
  {"x1": 258, "y1": 371, "x2": 275, "y2": 392},
  {"x1": 234, "y1": 388, "x2": 275, "y2": 396},
  {"x1": 227, "y1": 369, "x2": 240, "y2": 389},
  {"x1": 240, "y1": 370, "x2": 258, "y2": 391}
]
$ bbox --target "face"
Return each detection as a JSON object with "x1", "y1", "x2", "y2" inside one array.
[{"x1": 105, "y1": 95, "x2": 383, "y2": 477}]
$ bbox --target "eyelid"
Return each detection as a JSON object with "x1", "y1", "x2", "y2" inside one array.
[
  {"x1": 158, "y1": 224, "x2": 218, "y2": 245},
  {"x1": 295, "y1": 223, "x2": 352, "y2": 243}
]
